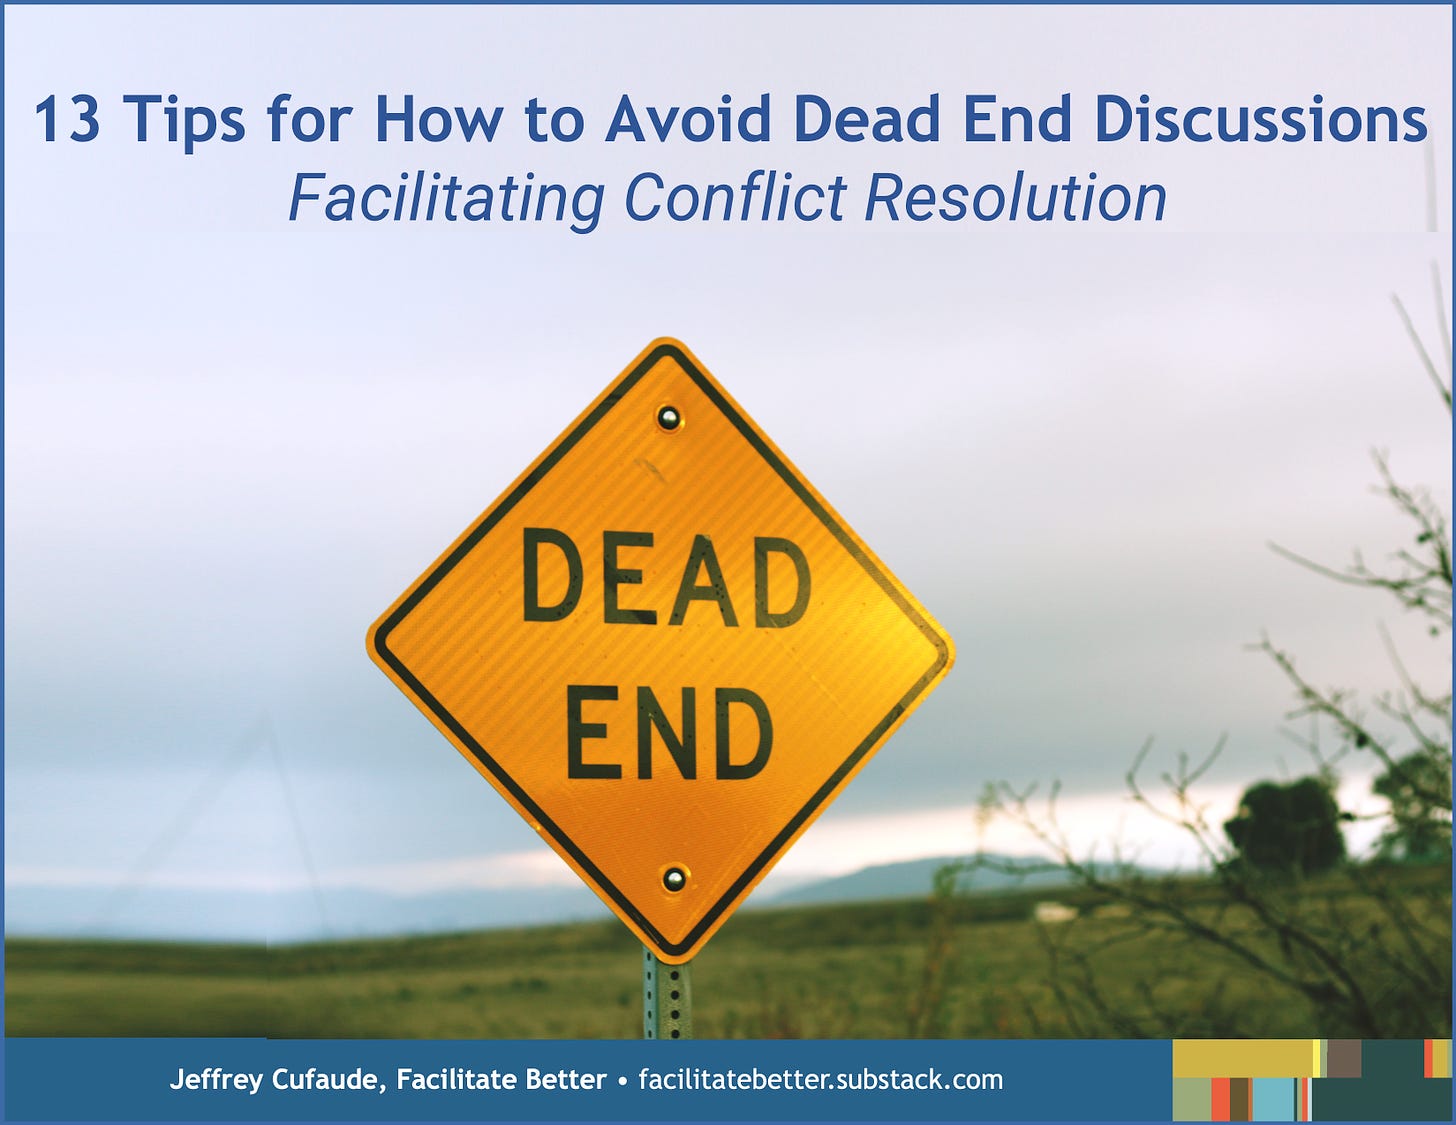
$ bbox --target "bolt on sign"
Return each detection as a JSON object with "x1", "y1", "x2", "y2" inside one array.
[{"x1": 368, "y1": 339, "x2": 954, "y2": 963}]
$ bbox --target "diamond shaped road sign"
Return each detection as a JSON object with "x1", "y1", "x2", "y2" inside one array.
[{"x1": 368, "y1": 339, "x2": 954, "y2": 963}]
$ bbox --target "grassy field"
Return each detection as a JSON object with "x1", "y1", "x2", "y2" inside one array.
[{"x1": 6, "y1": 868, "x2": 1450, "y2": 1039}]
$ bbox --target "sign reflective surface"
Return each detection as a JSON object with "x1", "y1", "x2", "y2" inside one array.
[{"x1": 369, "y1": 340, "x2": 954, "y2": 962}]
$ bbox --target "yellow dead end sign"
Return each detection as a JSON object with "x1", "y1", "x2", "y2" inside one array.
[{"x1": 368, "y1": 339, "x2": 954, "y2": 963}]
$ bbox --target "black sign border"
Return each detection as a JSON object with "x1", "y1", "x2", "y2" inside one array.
[{"x1": 371, "y1": 342, "x2": 952, "y2": 959}]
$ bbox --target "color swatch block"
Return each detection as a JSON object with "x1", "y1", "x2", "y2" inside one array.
[{"x1": 1173, "y1": 1040, "x2": 1452, "y2": 1122}]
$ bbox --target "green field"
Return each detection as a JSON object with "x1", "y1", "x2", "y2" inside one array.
[{"x1": 7, "y1": 870, "x2": 1450, "y2": 1039}]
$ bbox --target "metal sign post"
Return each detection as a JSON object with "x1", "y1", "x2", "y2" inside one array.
[{"x1": 643, "y1": 946, "x2": 693, "y2": 1039}]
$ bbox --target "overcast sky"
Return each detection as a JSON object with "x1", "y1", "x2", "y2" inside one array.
[{"x1": 5, "y1": 4, "x2": 1451, "y2": 938}]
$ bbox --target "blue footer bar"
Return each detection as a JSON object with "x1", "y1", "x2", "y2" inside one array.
[{"x1": 2, "y1": 1038, "x2": 1169, "y2": 1122}]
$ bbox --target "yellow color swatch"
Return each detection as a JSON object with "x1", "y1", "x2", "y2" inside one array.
[
  {"x1": 1173, "y1": 1040, "x2": 1323, "y2": 1079},
  {"x1": 1431, "y1": 1040, "x2": 1451, "y2": 1079}
]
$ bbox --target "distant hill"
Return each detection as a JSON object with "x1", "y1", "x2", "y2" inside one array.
[
  {"x1": 4, "y1": 853, "x2": 1156, "y2": 944},
  {"x1": 760, "y1": 854, "x2": 1085, "y2": 907}
]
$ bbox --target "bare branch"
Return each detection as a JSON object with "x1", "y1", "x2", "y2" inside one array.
[
  {"x1": 1377, "y1": 622, "x2": 1454, "y2": 728},
  {"x1": 1269, "y1": 449, "x2": 1451, "y2": 634},
  {"x1": 1393, "y1": 292, "x2": 1452, "y2": 411},
  {"x1": 1432, "y1": 263, "x2": 1452, "y2": 381}
]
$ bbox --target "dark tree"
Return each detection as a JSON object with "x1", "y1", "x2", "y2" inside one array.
[
  {"x1": 1222, "y1": 777, "x2": 1347, "y2": 875},
  {"x1": 1373, "y1": 750, "x2": 1453, "y2": 862}
]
